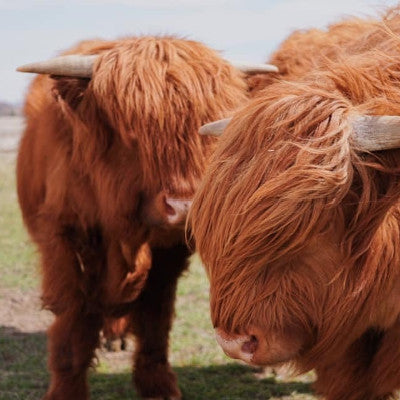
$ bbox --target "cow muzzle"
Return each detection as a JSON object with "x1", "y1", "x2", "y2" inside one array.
[
  {"x1": 141, "y1": 191, "x2": 192, "y2": 227},
  {"x1": 215, "y1": 328, "x2": 258, "y2": 364},
  {"x1": 215, "y1": 327, "x2": 302, "y2": 366}
]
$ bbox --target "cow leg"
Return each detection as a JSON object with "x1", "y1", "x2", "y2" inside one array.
[
  {"x1": 44, "y1": 309, "x2": 102, "y2": 400},
  {"x1": 38, "y1": 236, "x2": 103, "y2": 400},
  {"x1": 130, "y1": 243, "x2": 190, "y2": 400},
  {"x1": 369, "y1": 320, "x2": 400, "y2": 399}
]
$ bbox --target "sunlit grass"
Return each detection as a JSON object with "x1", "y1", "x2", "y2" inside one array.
[{"x1": 0, "y1": 154, "x2": 38, "y2": 289}]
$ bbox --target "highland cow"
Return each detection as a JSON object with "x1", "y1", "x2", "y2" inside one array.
[
  {"x1": 191, "y1": 10, "x2": 400, "y2": 400},
  {"x1": 247, "y1": 15, "x2": 380, "y2": 93},
  {"x1": 16, "y1": 36, "x2": 277, "y2": 399}
]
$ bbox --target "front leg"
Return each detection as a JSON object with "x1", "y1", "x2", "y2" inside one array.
[
  {"x1": 369, "y1": 320, "x2": 400, "y2": 399},
  {"x1": 44, "y1": 308, "x2": 102, "y2": 400},
  {"x1": 130, "y1": 243, "x2": 190, "y2": 400},
  {"x1": 38, "y1": 230, "x2": 103, "y2": 400}
]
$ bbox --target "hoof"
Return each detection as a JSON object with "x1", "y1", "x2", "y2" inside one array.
[
  {"x1": 106, "y1": 338, "x2": 123, "y2": 352},
  {"x1": 101, "y1": 336, "x2": 133, "y2": 352},
  {"x1": 135, "y1": 358, "x2": 181, "y2": 400}
]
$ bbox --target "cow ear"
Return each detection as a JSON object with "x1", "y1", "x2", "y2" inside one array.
[{"x1": 51, "y1": 76, "x2": 91, "y2": 111}]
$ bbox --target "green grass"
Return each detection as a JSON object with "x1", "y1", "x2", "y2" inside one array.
[
  {"x1": 0, "y1": 154, "x2": 38, "y2": 289},
  {"x1": 0, "y1": 154, "x2": 316, "y2": 400}
]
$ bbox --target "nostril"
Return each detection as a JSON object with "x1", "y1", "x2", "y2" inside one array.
[
  {"x1": 241, "y1": 335, "x2": 258, "y2": 354},
  {"x1": 215, "y1": 328, "x2": 259, "y2": 362},
  {"x1": 163, "y1": 196, "x2": 177, "y2": 216}
]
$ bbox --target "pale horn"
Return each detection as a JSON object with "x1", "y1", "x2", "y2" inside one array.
[
  {"x1": 16, "y1": 55, "x2": 97, "y2": 78},
  {"x1": 199, "y1": 118, "x2": 232, "y2": 137},
  {"x1": 200, "y1": 115, "x2": 400, "y2": 151},
  {"x1": 352, "y1": 115, "x2": 400, "y2": 151},
  {"x1": 231, "y1": 62, "x2": 279, "y2": 74}
]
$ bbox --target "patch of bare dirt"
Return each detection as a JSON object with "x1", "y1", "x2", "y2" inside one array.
[
  {"x1": 0, "y1": 288, "x2": 52, "y2": 333},
  {"x1": 0, "y1": 287, "x2": 134, "y2": 370}
]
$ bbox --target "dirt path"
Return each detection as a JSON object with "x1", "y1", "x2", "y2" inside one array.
[
  {"x1": 0, "y1": 288, "x2": 53, "y2": 333},
  {"x1": 0, "y1": 286, "x2": 135, "y2": 372}
]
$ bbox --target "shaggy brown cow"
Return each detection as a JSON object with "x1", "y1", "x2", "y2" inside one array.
[
  {"x1": 16, "y1": 36, "x2": 277, "y2": 399},
  {"x1": 247, "y1": 16, "x2": 380, "y2": 93},
  {"x1": 191, "y1": 9, "x2": 400, "y2": 400}
]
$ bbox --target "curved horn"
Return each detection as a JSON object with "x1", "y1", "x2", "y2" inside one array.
[
  {"x1": 353, "y1": 115, "x2": 400, "y2": 151},
  {"x1": 200, "y1": 114, "x2": 400, "y2": 149},
  {"x1": 16, "y1": 55, "x2": 97, "y2": 78},
  {"x1": 199, "y1": 117, "x2": 232, "y2": 137},
  {"x1": 231, "y1": 62, "x2": 279, "y2": 74}
]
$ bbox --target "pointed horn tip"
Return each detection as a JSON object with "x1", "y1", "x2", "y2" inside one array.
[
  {"x1": 16, "y1": 62, "x2": 51, "y2": 74},
  {"x1": 199, "y1": 124, "x2": 213, "y2": 135},
  {"x1": 199, "y1": 117, "x2": 232, "y2": 137},
  {"x1": 16, "y1": 65, "x2": 32, "y2": 73},
  {"x1": 261, "y1": 64, "x2": 279, "y2": 73},
  {"x1": 15, "y1": 55, "x2": 97, "y2": 77},
  {"x1": 232, "y1": 62, "x2": 279, "y2": 74}
]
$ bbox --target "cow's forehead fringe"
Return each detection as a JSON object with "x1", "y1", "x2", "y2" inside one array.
[
  {"x1": 58, "y1": 36, "x2": 248, "y2": 195},
  {"x1": 91, "y1": 37, "x2": 247, "y2": 194},
  {"x1": 90, "y1": 36, "x2": 247, "y2": 126}
]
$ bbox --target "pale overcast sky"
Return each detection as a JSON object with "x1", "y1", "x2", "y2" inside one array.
[{"x1": 1, "y1": 0, "x2": 398, "y2": 103}]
